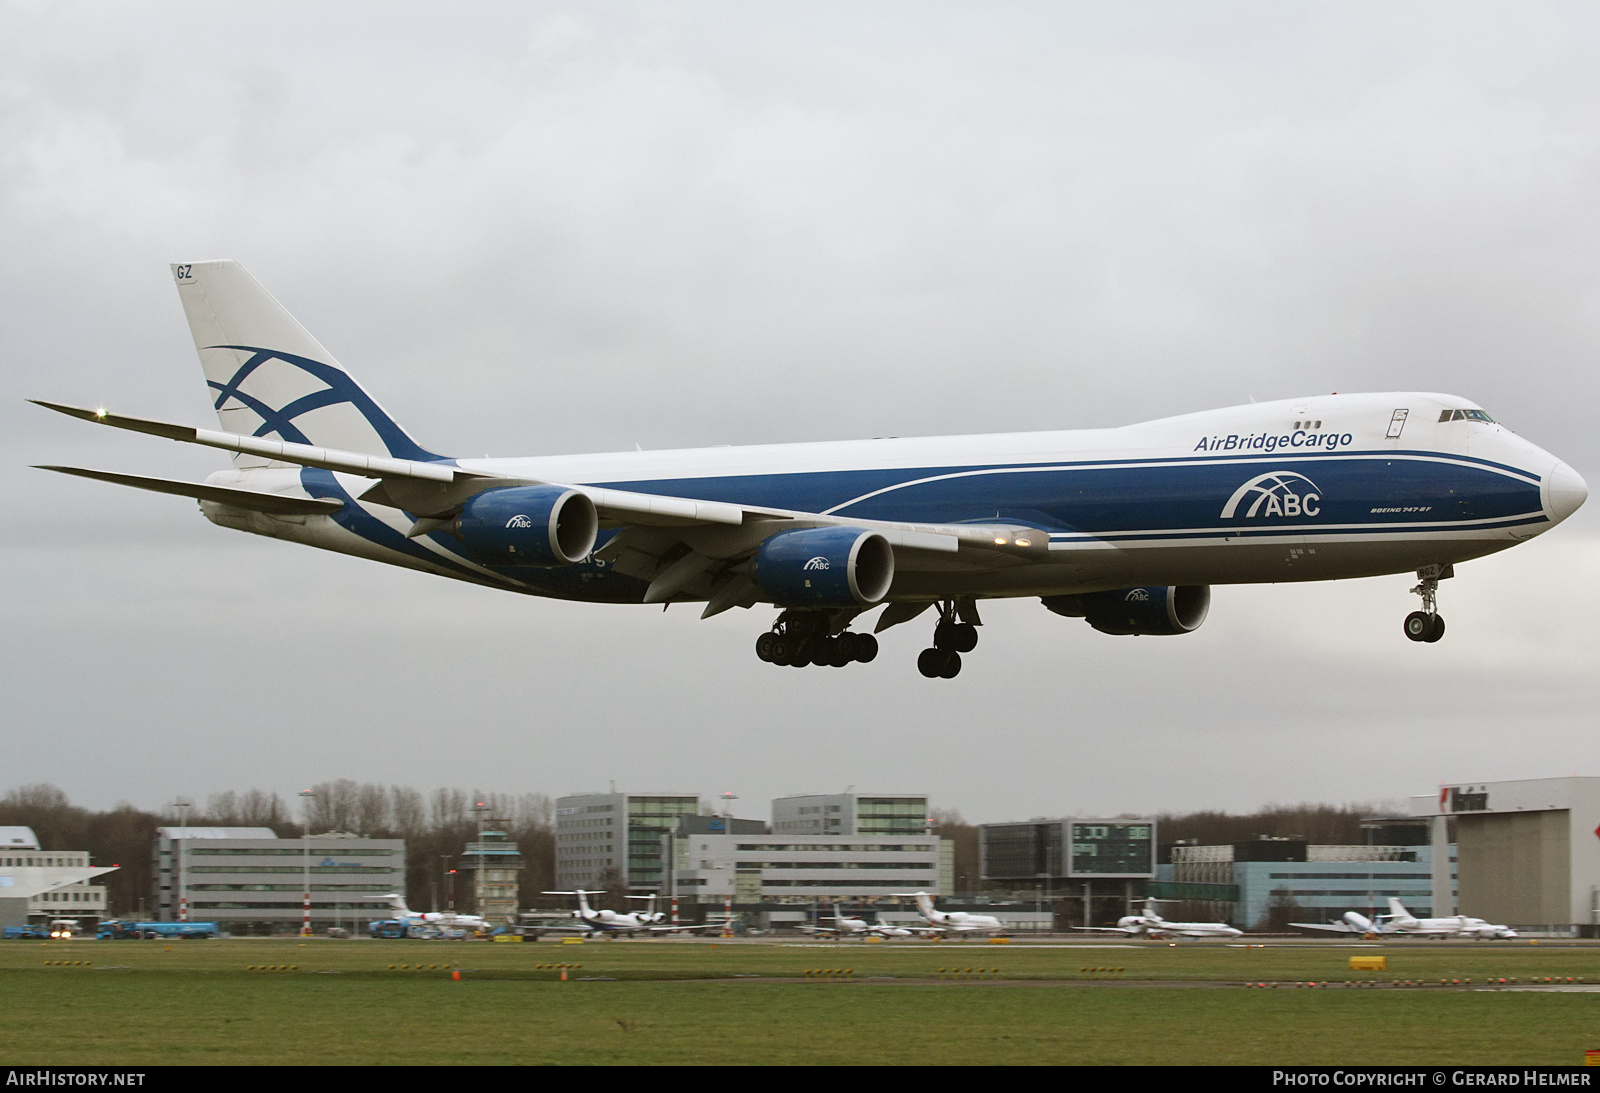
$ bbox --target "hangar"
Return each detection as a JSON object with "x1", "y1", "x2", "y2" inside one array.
[{"x1": 1416, "y1": 776, "x2": 1600, "y2": 933}]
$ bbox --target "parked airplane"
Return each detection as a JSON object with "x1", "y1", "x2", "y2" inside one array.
[
  {"x1": 378, "y1": 893, "x2": 492, "y2": 937},
  {"x1": 1077, "y1": 899, "x2": 1243, "y2": 939},
  {"x1": 1293, "y1": 899, "x2": 1518, "y2": 939},
  {"x1": 540, "y1": 890, "x2": 722, "y2": 938},
  {"x1": 33, "y1": 261, "x2": 1587, "y2": 678},
  {"x1": 1290, "y1": 910, "x2": 1382, "y2": 937},
  {"x1": 891, "y1": 892, "x2": 1006, "y2": 937},
  {"x1": 798, "y1": 904, "x2": 919, "y2": 939}
]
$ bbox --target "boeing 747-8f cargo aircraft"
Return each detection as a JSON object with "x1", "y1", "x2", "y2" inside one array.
[{"x1": 33, "y1": 261, "x2": 1587, "y2": 678}]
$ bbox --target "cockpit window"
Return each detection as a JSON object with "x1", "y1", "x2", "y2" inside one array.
[{"x1": 1438, "y1": 409, "x2": 1495, "y2": 423}]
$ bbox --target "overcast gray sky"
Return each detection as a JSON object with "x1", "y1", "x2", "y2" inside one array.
[{"x1": 4, "y1": 1, "x2": 1597, "y2": 825}]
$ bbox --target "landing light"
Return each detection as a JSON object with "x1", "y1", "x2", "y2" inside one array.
[
  {"x1": 94, "y1": 408, "x2": 107, "y2": 420},
  {"x1": 1015, "y1": 538, "x2": 1032, "y2": 547},
  {"x1": 993, "y1": 537, "x2": 1008, "y2": 545}
]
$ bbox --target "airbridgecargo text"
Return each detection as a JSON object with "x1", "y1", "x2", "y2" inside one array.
[
  {"x1": 1272, "y1": 1073, "x2": 1591, "y2": 1087},
  {"x1": 1195, "y1": 430, "x2": 1355, "y2": 453}
]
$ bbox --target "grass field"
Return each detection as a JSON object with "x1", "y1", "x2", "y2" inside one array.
[{"x1": 3, "y1": 936, "x2": 1598, "y2": 1065}]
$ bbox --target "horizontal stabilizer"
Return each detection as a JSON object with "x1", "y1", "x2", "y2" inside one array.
[{"x1": 35, "y1": 466, "x2": 344, "y2": 516}]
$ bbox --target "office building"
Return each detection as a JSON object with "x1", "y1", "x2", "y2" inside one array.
[
  {"x1": 154, "y1": 827, "x2": 405, "y2": 934},
  {"x1": 554, "y1": 792, "x2": 700, "y2": 891}
]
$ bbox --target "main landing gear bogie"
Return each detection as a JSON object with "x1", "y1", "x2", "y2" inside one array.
[
  {"x1": 755, "y1": 613, "x2": 879, "y2": 669},
  {"x1": 917, "y1": 603, "x2": 980, "y2": 679},
  {"x1": 1403, "y1": 564, "x2": 1452, "y2": 644}
]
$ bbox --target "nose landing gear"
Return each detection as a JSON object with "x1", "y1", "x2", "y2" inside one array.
[
  {"x1": 1403, "y1": 564, "x2": 1452, "y2": 643},
  {"x1": 917, "y1": 600, "x2": 980, "y2": 678}
]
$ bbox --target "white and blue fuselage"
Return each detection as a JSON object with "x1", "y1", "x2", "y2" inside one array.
[{"x1": 235, "y1": 392, "x2": 1581, "y2": 603}]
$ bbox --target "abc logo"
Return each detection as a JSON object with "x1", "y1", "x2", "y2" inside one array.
[
  {"x1": 802, "y1": 556, "x2": 831, "y2": 571},
  {"x1": 1221, "y1": 471, "x2": 1322, "y2": 520},
  {"x1": 504, "y1": 514, "x2": 533, "y2": 529}
]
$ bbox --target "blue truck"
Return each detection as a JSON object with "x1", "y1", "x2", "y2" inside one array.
[{"x1": 97, "y1": 920, "x2": 219, "y2": 939}]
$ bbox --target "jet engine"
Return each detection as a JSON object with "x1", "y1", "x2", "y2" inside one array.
[
  {"x1": 1042, "y1": 585, "x2": 1210, "y2": 636},
  {"x1": 753, "y1": 526, "x2": 895, "y2": 608},
  {"x1": 453, "y1": 485, "x2": 598, "y2": 566}
]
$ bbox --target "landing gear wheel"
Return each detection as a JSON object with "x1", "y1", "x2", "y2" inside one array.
[
  {"x1": 951, "y1": 622, "x2": 978, "y2": 653},
  {"x1": 1403, "y1": 611, "x2": 1432, "y2": 642},
  {"x1": 1405, "y1": 566, "x2": 1452, "y2": 644},
  {"x1": 755, "y1": 632, "x2": 777, "y2": 662},
  {"x1": 827, "y1": 639, "x2": 853, "y2": 668},
  {"x1": 917, "y1": 648, "x2": 944, "y2": 678},
  {"x1": 938, "y1": 649, "x2": 962, "y2": 678},
  {"x1": 853, "y1": 633, "x2": 879, "y2": 663}
]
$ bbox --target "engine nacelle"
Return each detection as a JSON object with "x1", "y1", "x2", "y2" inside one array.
[
  {"x1": 753, "y1": 527, "x2": 895, "y2": 608},
  {"x1": 453, "y1": 486, "x2": 598, "y2": 566},
  {"x1": 1077, "y1": 585, "x2": 1210, "y2": 636}
]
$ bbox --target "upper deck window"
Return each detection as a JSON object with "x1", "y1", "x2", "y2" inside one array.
[{"x1": 1438, "y1": 409, "x2": 1495, "y2": 423}]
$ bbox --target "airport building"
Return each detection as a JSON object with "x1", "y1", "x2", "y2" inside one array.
[
  {"x1": 456, "y1": 824, "x2": 523, "y2": 921},
  {"x1": 0, "y1": 827, "x2": 115, "y2": 930},
  {"x1": 554, "y1": 792, "x2": 701, "y2": 892},
  {"x1": 1162, "y1": 838, "x2": 1450, "y2": 928},
  {"x1": 673, "y1": 830, "x2": 950, "y2": 929},
  {"x1": 771, "y1": 794, "x2": 931, "y2": 837},
  {"x1": 1412, "y1": 776, "x2": 1600, "y2": 933},
  {"x1": 979, "y1": 819, "x2": 1158, "y2": 925},
  {"x1": 154, "y1": 827, "x2": 405, "y2": 934}
]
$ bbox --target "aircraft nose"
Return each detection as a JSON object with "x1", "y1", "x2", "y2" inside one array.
[{"x1": 1545, "y1": 460, "x2": 1588, "y2": 524}]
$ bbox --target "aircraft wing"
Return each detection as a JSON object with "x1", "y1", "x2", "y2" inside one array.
[
  {"x1": 1289, "y1": 922, "x2": 1364, "y2": 934},
  {"x1": 34, "y1": 400, "x2": 1058, "y2": 617},
  {"x1": 33, "y1": 465, "x2": 344, "y2": 516}
]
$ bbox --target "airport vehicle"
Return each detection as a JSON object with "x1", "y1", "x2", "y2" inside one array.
[
  {"x1": 1076, "y1": 899, "x2": 1243, "y2": 939},
  {"x1": 376, "y1": 893, "x2": 491, "y2": 937},
  {"x1": 33, "y1": 262, "x2": 1586, "y2": 678},
  {"x1": 540, "y1": 890, "x2": 723, "y2": 938},
  {"x1": 891, "y1": 892, "x2": 1006, "y2": 937},
  {"x1": 1292, "y1": 899, "x2": 1518, "y2": 939},
  {"x1": 3, "y1": 925, "x2": 51, "y2": 939},
  {"x1": 97, "y1": 920, "x2": 218, "y2": 939},
  {"x1": 798, "y1": 904, "x2": 920, "y2": 939}
]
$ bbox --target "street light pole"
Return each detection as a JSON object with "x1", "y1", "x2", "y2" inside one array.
[
  {"x1": 720, "y1": 791, "x2": 739, "y2": 938},
  {"x1": 299, "y1": 789, "x2": 316, "y2": 937},
  {"x1": 169, "y1": 798, "x2": 192, "y2": 922}
]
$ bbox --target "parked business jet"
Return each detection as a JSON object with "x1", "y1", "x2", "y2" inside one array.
[
  {"x1": 378, "y1": 893, "x2": 492, "y2": 937},
  {"x1": 891, "y1": 892, "x2": 1006, "y2": 937},
  {"x1": 1078, "y1": 899, "x2": 1243, "y2": 939},
  {"x1": 1294, "y1": 900, "x2": 1516, "y2": 939},
  {"x1": 33, "y1": 262, "x2": 1587, "y2": 678},
  {"x1": 798, "y1": 903, "x2": 919, "y2": 938},
  {"x1": 1290, "y1": 910, "x2": 1382, "y2": 937},
  {"x1": 1379, "y1": 898, "x2": 1519, "y2": 939},
  {"x1": 540, "y1": 890, "x2": 722, "y2": 938}
]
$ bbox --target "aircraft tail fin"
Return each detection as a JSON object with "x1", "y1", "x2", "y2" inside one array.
[
  {"x1": 170, "y1": 260, "x2": 441, "y2": 466},
  {"x1": 1386, "y1": 898, "x2": 1413, "y2": 919}
]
